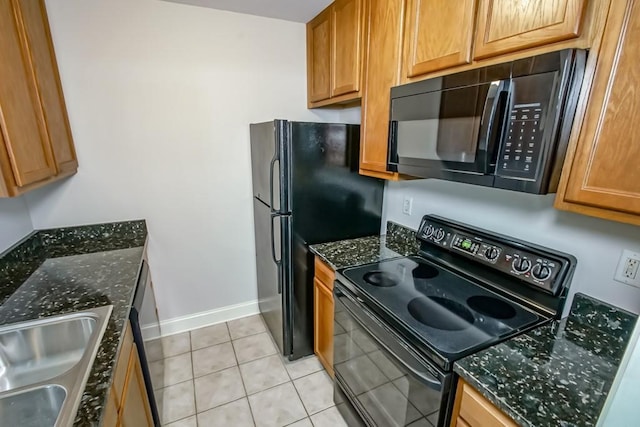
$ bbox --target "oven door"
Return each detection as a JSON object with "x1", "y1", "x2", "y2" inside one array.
[
  {"x1": 389, "y1": 78, "x2": 509, "y2": 184},
  {"x1": 333, "y1": 281, "x2": 453, "y2": 427}
]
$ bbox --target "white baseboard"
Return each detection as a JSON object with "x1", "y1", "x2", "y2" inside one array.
[{"x1": 153, "y1": 300, "x2": 260, "y2": 338}]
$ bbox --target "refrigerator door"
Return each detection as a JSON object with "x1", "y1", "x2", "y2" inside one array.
[
  {"x1": 252, "y1": 197, "x2": 292, "y2": 356},
  {"x1": 290, "y1": 122, "x2": 384, "y2": 243},
  {"x1": 250, "y1": 121, "x2": 290, "y2": 213}
]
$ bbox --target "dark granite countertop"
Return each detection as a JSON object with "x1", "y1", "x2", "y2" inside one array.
[
  {"x1": 310, "y1": 221, "x2": 419, "y2": 269},
  {"x1": 0, "y1": 220, "x2": 147, "y2": 426},
  {"x1": 455, "y1": 293, "x2": 638, "y2": 427}
]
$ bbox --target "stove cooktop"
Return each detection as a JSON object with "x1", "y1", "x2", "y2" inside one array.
[{"x1": 342, "y1": 255, "x2": 542, "y2": 361}]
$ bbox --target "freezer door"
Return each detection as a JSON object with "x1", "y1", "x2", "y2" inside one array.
[
  {"x1": 250, "y1": 121, "x2": 290, "y2": 213},
  {"x1": 253, "y1": 197, "x2": 292, "y2": 356}
]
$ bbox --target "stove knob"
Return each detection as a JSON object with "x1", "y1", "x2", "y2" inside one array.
[
  {"x1": 424, "y1": 225, "x2": 435, "y2": 238},
  {"x1": 484, "y1": 247, "x2": 499, "y2": 261},
  {"x1": 434, "y1": 228, "x2": 446, "y2": 242},
  {"x1": 512, "y1": 257, "x2": 532, "y2": 273},
  {"x1": 532, "y1": 263, "x2": 551, "y2": 281}
]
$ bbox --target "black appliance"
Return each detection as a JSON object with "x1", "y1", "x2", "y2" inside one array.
[
  {"x1": 388, "y1": 49, "x2": 586, "y2": 194},
  {"x1": 333, "y1": 214, "x2": 576, "y2": 426},
  {"x1": 250, "y1": 120, "x2": 384, "y2": 360},
  {"x1": 130, "y1": 260, "x2": 163, "y2": 426}
]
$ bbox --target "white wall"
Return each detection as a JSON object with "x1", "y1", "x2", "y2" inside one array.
[
  {"x1": 384, "y1": 180, "x2": 640, "y2": 315},
  {"x1": 26, "y1": 0, "x2": 342, "y2": 321},
  {"x1": 0, "y1": 197, "x2": 33, "y2": 253}
]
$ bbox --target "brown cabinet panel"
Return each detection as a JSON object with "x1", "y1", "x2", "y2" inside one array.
[
  {"x1": 308, "y1": 8, "x2": 332, "y2": 103},
  {"x1": 112, "y1": 323, "x2": 133, "y2": 407},
  {"x1": 0, "y1": 0, "x2": 55, "y2": 187},
  {"x1": 103, "y1": 387, "x2": 119, "y2": 427},
  {"x1": 360, "y1": 0, "x2": 405, "y2": 177},
  {"x1": 332, "y1": 0, "x2": 364, "y2": 96},
  {"x1": 314, "y1": 257, "x2": 335, "y2": 290},
  {"x1": 15, "y1": 0, "x2": 77, "y2": 174},
  {"x1": 451, "y1": 379, "x2": 517, "y2": 427},
  {"x1": 557, "y1": 0, "x2": 640, "y2": 222},
  {"x1": 474, "y1": 0, "x2": 587, "y2": 59},
  {"x1": 120, "y1": 346, "x2": 154, "y2": 427},
  {"x1": 403, "y1": 0, "x2": 477, "y2": 77},
  {"x1": 314, "y1": 277, "x2": 335, "y2": 377}
]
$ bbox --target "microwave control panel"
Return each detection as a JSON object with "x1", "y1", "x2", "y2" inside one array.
[{"x1": 497, "y1": 103, "x2": 544, "y2": 179}]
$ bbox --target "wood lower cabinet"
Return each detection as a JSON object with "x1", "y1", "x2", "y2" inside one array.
[
  {"x1": 555, "y1": 0, "x2": 640, "y2": 226},
  {"x1": 474, "y1": 0, "x2": 587, "y2": 59},
  {"x1": 103, "y1": 322, "x2": 153, "y2": 427},
  {"x1": 0, "y1": 0, "x2": 77, "y2": 197},
  {"x1": 451, "y1": 379, "x2": 517, "y2": 427},
  {"x1": 402, "y1": 0, "x2": 477, "y2": 77},
  {"x1": 307, "y1": 0, "x2": 365, "y2": 107},
  {"x1": 314, "y1": 257, "x2": 336, "y2": 377}
]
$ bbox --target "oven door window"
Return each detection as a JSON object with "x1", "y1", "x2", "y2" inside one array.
[{"x1": 334, "y1": 292, "x2": 445, "y2": 427}]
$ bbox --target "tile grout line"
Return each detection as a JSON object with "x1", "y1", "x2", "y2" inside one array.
[
  {"x1": 227, "y1": 320, "x2": 258, "y2": 427},
  {"x1": 188, "y1": 330, "x2": 198, "y2": 426}
]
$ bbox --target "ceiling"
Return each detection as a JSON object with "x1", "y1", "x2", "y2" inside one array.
[{"x1": 162, "y1": 0, "x2": 333, "y2": 23}]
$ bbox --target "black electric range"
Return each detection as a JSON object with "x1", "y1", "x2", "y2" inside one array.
[{"x1": 332, "y1": 215, "x2": 577, "y2": 427}]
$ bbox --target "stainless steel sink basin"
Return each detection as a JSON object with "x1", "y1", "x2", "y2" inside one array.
[
  {"x1": 0, "y1": 316, "x2": 97, "y2": 391},
  {"x1": 0, "y1": 385, "x2": 66, "y2": 427},
  {"x1": 0, "y1": 305, "x2": 113, "y2": 427}
]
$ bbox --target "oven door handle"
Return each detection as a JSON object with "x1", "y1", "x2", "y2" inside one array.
[{"x1": 337, "y1": 287, "x2": 443, "y2": 390}]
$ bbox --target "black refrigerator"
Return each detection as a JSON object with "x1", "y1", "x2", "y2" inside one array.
[{"x1": 250, "y1": 120, "x2": 384, "y2": 360}]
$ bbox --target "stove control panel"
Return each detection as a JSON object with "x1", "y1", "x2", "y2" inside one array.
[{"x1": 417, "y1": 216, "x2": 572, "y2": 295}]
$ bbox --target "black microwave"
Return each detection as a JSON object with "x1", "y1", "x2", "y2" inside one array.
[{"x1": 388, "y1": 49, "x2": 586, "y2": 194}]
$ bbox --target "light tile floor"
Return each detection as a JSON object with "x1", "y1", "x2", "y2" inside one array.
[{"x1": 152, "y1": 314, "x2": 348, "y2": 427}]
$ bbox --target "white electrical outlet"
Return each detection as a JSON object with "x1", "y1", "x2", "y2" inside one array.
[
  {"x1": 614, "y1": 249, "x2": 640, "y2": 287},
  {"x1": 402, "y1": 197, "x2": 413, "y2": 215}
]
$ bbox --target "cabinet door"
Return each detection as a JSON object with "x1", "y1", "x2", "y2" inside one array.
[
  {"x1": 474, "y1": 0, "x2": 587, "y2": 59},
  {"x1": 307, "y1": 8, "x2": 332, "y2": 103},
  {"x1": 15, "y1": 0, "x2": 77, "y2": 175},
  {"x1": 121, "y1": 346, "x2": 154, "y2": 427},
  {"x1": 102, "y1": 387, "x2": 119, "y2": 427},
  {"x1": 559, "y1": 0, "x2": 640, "y2": 222},
  {"x1": 360, "y1": 0, "x2": 404, "y2": 178},
  {"x1": 314, "y1": 278, "x2": 334, "y2": 377},
  {"x1": 0, "y1": 0, "x2": 55, "y2": 187},
  {"x1": 403, "y1": 0, "x2": 477, "y2": 77},
  {"x1": 332, "y1": 0, "x2": 364, "y2": 96}
]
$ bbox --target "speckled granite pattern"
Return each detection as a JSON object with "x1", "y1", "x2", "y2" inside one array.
[
  {"x1": 0, "y1": 220, "x2": 146, "y2": 304},
  {"x1": 455, "y1": 293, "x2": 638, "y2": 427},
  {"x1": 0, "y1": 220, "x2": 147, "y2": 427},
  {"x1": 310, "y1": 221, "x2": 419, "y2": 269}
]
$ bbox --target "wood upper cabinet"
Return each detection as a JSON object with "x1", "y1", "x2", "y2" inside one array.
[
  {"x1": 403, "y1": 0, "x2": 478, "y2": 77},
  {"x1": 474, "y1": 0, "x2": 587, "y2": 59},
  {"x1": 314, "y1": 257, "x2": 335, "y2": 377},
  {"x1": 359, "y1": 0, "x2": 404, "y2": 179},
  {"x1": 332, "y1": 0, "x2": 364, "y2": 97},
  {"x1": 307, "y1": 0, "x2": 365, "y2": 107},
  {"x1": 555, "y1": 0, "x2": 640, "y2": 225},
  {"x1": 451, "y1": 379, "x2": 517, "y2": 427},
  {"x1": 0, "y1": 0, "x2": 77, "y2": 197},
  {"x1": 307, "y1": 8, "x2": 332, "y2": 103}
]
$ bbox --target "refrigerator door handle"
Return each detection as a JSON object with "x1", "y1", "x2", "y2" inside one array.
[
  {"x1": 270, "y1": 213, "x2": 283, "y2": 294},
  {"x1": 269, "y1": 154, "x2": 280, "y2": 214}
]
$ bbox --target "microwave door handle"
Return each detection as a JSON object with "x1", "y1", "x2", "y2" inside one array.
[{"x1": 478, "y1": 80, "x2": 507, "y2": 152}]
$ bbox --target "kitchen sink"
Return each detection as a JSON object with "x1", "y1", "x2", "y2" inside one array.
[
  {"x1": 0, "y1": 305, "x2": 113, "y2": 426},
  {"x1": 0, "y1": 385, "x2": 66, "y2": 427},
  {"x1": 0, "y1": 316, "x2": 97, "y2": 392}
]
